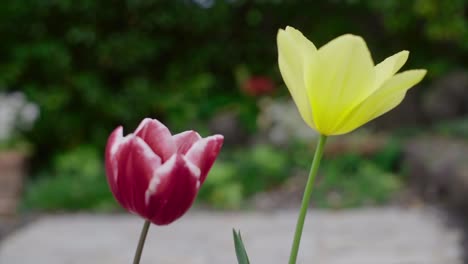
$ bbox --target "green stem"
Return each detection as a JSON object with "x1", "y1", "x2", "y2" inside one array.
[
  {"x1": 288, "y1": 134, "x2": 327, "y2": 264},
  {"x1": 133, "y1": 220, "x2": 151, "y2": 264}
]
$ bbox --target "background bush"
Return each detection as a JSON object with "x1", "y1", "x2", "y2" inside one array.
[
  {"x1": 2, "y1": 0, "x2": 466, "y2": 167},
  {"x1": 3, "y1": 0, "x2": 467, "y2": 210},
  {"x1": 23, "y1": 139, "x2": 405, "y2": 210},
  {"x1": 22, "y1": 145, "x2": 116, "y2": 211}
]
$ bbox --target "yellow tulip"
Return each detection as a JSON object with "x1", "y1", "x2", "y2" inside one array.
[{"x1": 277, "y1": 26, "x2": 427, "y2": 136}]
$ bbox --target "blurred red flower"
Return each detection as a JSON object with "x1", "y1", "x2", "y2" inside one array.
[{"x1": 242, "y1": 76, "x2": 275, "y2": 96}]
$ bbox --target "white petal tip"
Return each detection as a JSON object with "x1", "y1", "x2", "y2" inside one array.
[
  {"x1": 134, "y1": 118, "x2": 169, "y2": 134},
  {"x1": 183, "y1": 156, "x2": 201, "y2": 179}
]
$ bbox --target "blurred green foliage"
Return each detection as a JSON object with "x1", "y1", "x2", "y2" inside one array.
[
  {"x1": 0, "y1": 137, "x2": 32, "y2": 153},
  {"x1": 363, "y1": 0, "x2": 467, "y2": 76},
  {"x1": 1, "y1": 0, "x2": 464, "y2": 170},
  {"x1": 289, "y1": 138, "x2": 404, "y2": 208},
  {"x1": 433, "y1": 118, "x2": 468, "y2": 139},
  {"x1": 22, "y1": 146, "x2": 116, "y2": 211},
  {"x1": 200, "y1": 139, "x2": 403, "y2": 209},
  {"x1": 23, "y1": 140, "x2": 404, "y2": 211},
  {"x1": 313, "y1": 141, "x2": 403, "y2": 208},
  {"x1": 199, "y1": 144, "x2": 289, "y2": 209},
  {"x1": 6, "y1": 0, "x2": 467, "y2": 210}
]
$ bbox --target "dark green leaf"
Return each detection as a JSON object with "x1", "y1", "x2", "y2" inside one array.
[{"x1": 232, "y1": 229, "x2": 251, "y2": 264}]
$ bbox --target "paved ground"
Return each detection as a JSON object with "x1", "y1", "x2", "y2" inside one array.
[{"x1": 0, "y1": 207, "x2": 462, "y2": 264}]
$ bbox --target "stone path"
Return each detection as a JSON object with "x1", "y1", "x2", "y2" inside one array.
[{"x1": 0, "y1": 207, "x2": 462, "y2": 264}]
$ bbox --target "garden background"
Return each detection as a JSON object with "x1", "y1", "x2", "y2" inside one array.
[{"x1": 0, "y1": 0, "x2": 466, "y2": 221}]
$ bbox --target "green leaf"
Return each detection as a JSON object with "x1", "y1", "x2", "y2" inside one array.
[{"x1": 232, "y1": 229, "x2": 251, "y2": 264}]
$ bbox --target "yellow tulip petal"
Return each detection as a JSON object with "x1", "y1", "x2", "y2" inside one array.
[
  {"x1": 333, "y1": 69, "x2": 427, "y2": 135},
  {"x1": 277, "y1": 26, "x2": 317, "y2": 128},
  {"x1": 277, "y1": 27, "x2": 426, "y2": 136},
  {"x1": 373, "y1": 50, "x2": 409, "y2": 90},
  {"x1": 305, "y1": 34, "x2": 375, "y2": 135}
]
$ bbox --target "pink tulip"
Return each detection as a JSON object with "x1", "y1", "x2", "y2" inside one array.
[{"x1": 105, "y1": 118, "x2": 223, "y2": 225}]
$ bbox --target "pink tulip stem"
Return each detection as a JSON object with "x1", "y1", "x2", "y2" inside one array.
[{"x1": 133, "y1": 220, "x2": 151, "y2": 264}]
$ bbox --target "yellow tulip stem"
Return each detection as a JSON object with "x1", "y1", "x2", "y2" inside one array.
[
  {"x1": 288, "y1": 134, "x2": 327, "y2": 264},
  {"x1": 133, "y1": 220, "x2": 151, "y2": 264}
]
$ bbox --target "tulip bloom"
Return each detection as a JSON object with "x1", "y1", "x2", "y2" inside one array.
[
  {"x1": 242, "y1": 76, "x2": 275, "y2": 96},
  {"x1": 105, "y1": 118, "x2": 223, "y2": 225},
  {"x1": 277, "y1": 26, "x2": 427, "y2": 135}
]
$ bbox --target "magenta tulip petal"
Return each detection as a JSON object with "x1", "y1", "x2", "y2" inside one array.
[
  {"x1": 112, "y1": 135, "x2": 136, "y2": 212},
  {"x1": 134, "y1": 118, "x2": 176, "y2": 161},
  {"x1": 173, "y1": 130, "x2": 202, "y2": 154},
  {"x1": 145, "y1": 154, "x2": 200, "y2": 225},
  {"x1": 113, "y1": 136, "x2": 160, "y2": 214},
  {"x1": 105, "y1": 126, "x2": 132, "y2": 208},
  {"x1": 185, "y1": 135, "x2": 224, "y2": 183},
  {"x1": 104, "y1": 118, "x2": 224, "y2": 226},
  {"x1": 105, "y1": 126, "x2": 123, "y2": 193},
  {"x1": 126, "y1": 137, "x2": 161, "y2": 214}
]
